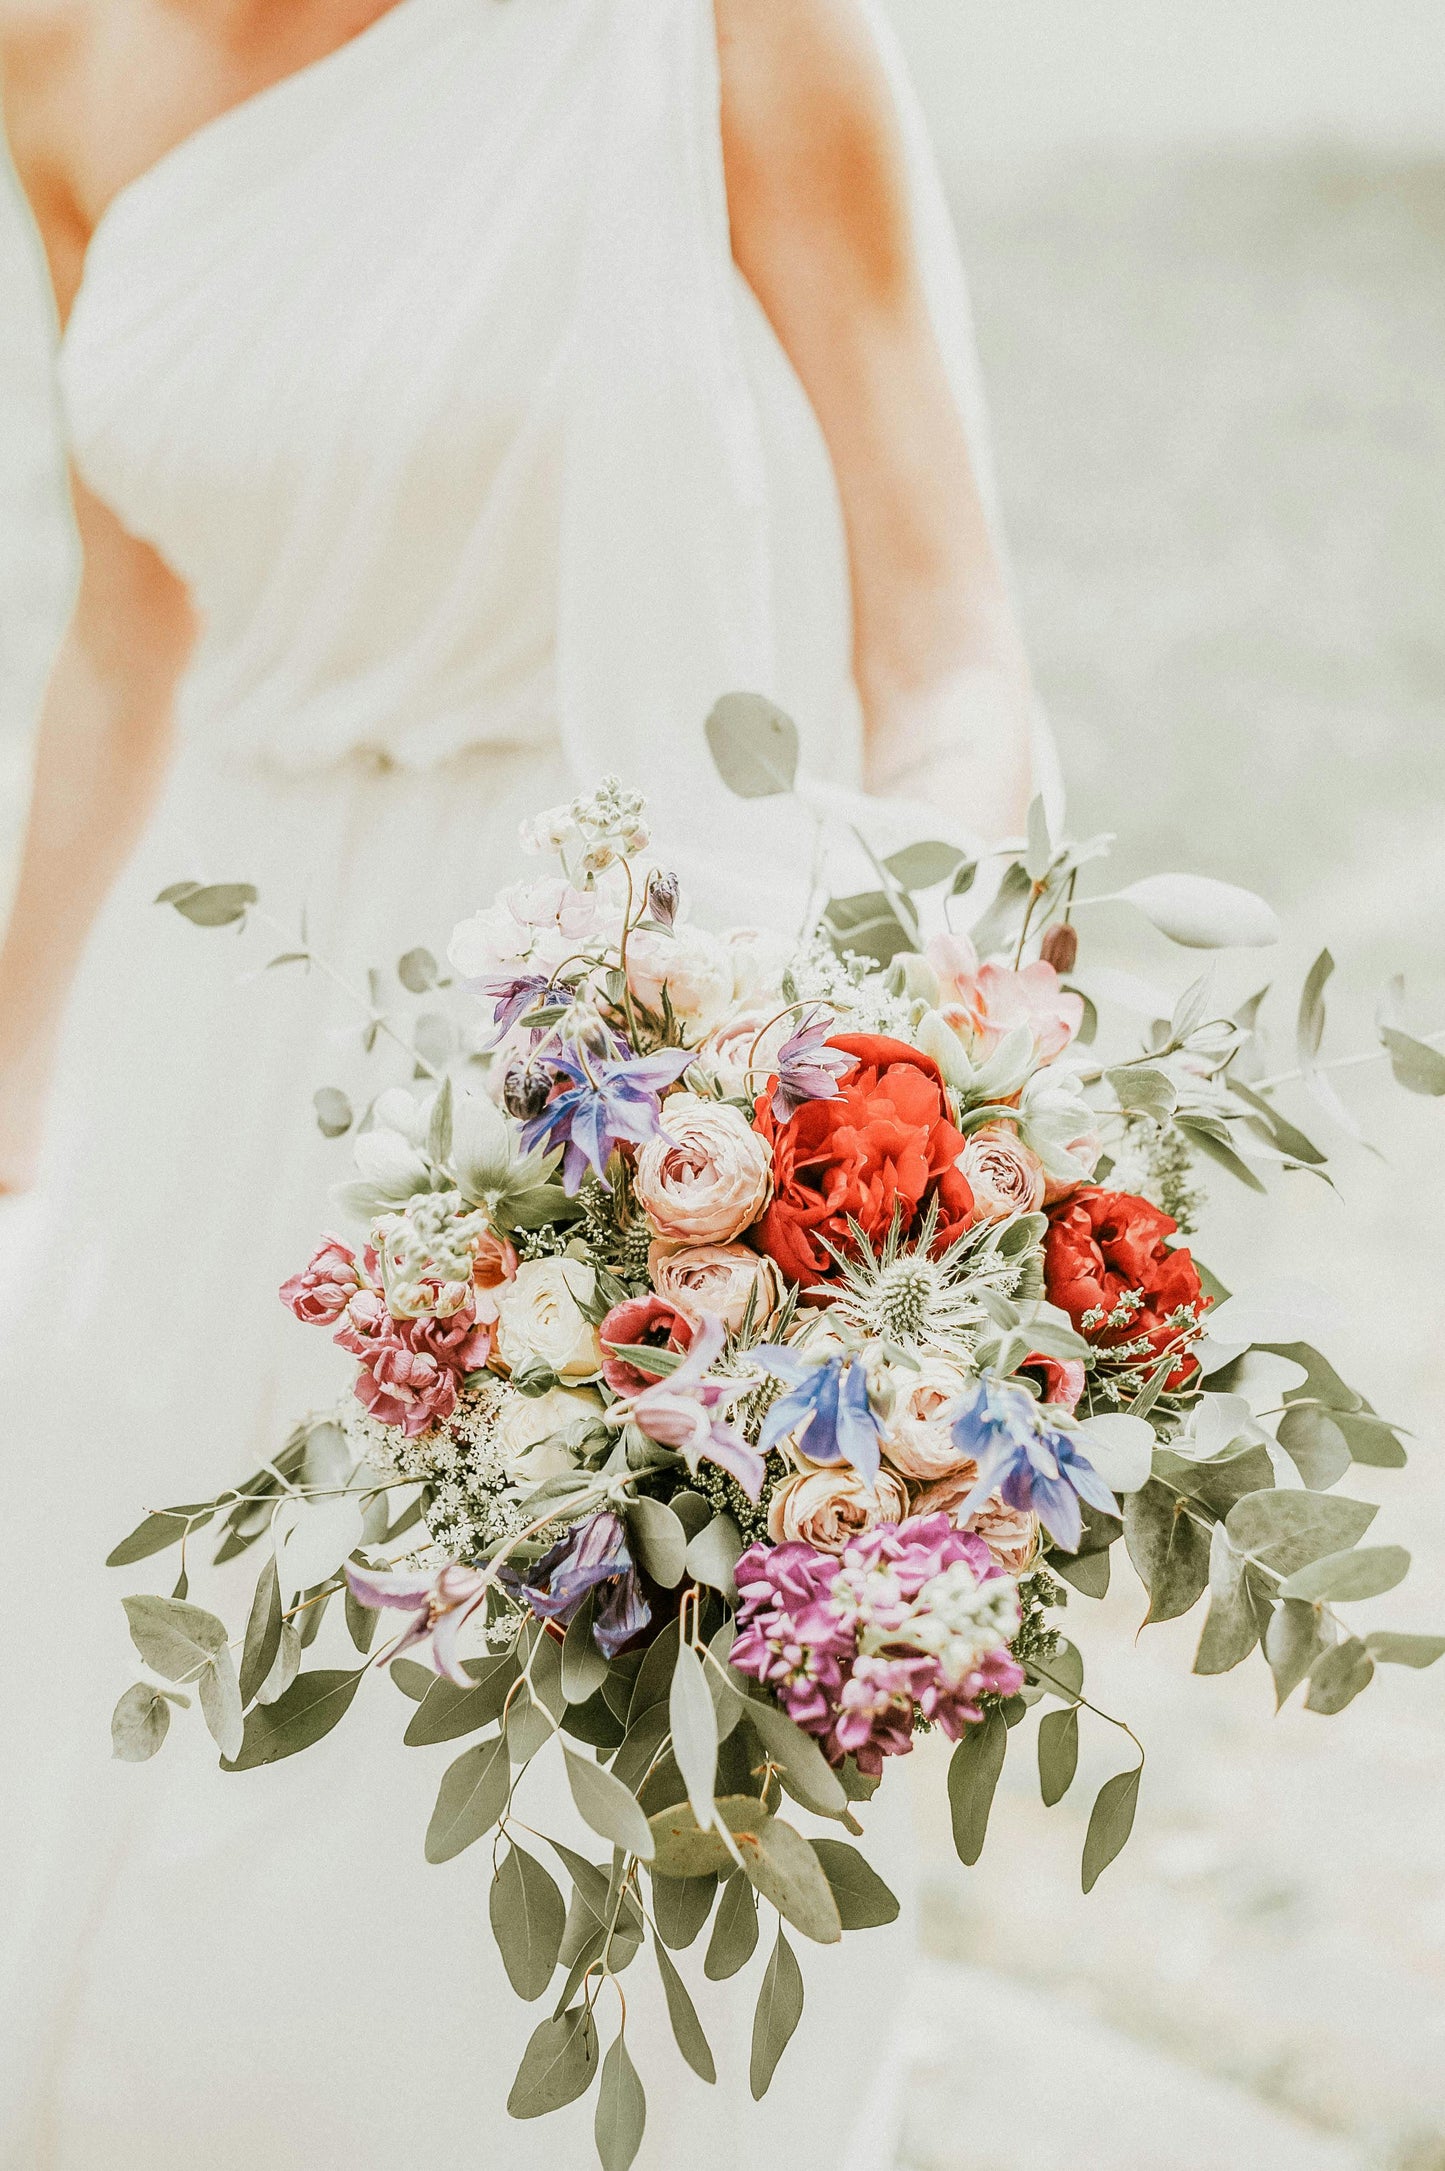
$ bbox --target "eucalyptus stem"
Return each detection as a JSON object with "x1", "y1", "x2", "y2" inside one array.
[{"x1": 251, "y1": 906, "x2": 439, "y2": 1082}]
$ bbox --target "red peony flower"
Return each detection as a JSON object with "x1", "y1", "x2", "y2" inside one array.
[
  {"x1": 598, "y1": 1293, "x2": 696, "y2": 1397},
  {"x1": 1044, "y1": 1187, "x2": 1208, "y2": 1388},
  {"x1": 751, "y1": 1034, "x2": 976, "y2": 1287}
]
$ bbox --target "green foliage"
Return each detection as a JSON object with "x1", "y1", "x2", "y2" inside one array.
[
  {"x1": 507, "y1": 2006, "x2": 599, "y2": 2120},
  {"x1": 595, "y1": 2033, "x2": 647, "y2": 2170},
  {"x1": 705, "y1": 1870, "x2": 760, "y2": 1980},
  {"x1": 1279, "y1": 1544, "x2": 1410, "y2": 1604},
  {"x1": 107, "y1": 1501, "x2": 214, "y2": 1567},
  {"x1": 156, "y1": 879, "x2": 257, "y2": 927},
  {"x1": 1123, "y1": 1482, "x2": 1212, "y2": 1624},
  {"x1": 224, "y1": 1666, "x2": 365, "y2": 1770},
  {"x1": 750, "y1": 1924, "x2": 805, "y2": 2101},
  {"x1": 669, "y1": 1642, "x2": 718, "y2": 1831},
  {"x1": 1305, "y1": 1637, "x2": 1375, "y2": 1715},
  {"x1": 491, "y1": 1843, "x2": 566, "y2": 2002},
  {"x1": 704, "y1": 693, "x2": 799, "y2": 798},
  {"x1": 404, "y1": 1653, "x2": 517, "y2": 1746},
  {"x1": 650, "y1": 1939, "x2": 717, "y2": 2085},
  {"x1": 811, "y1": 1840, "x2": 900, "y2": 1929},
  {"x1": 1225, "y1": 1488, "x2": 1377, "y2": 1576},
  {"x1": 685, "y1": 1513, "x2": 744, "y2": 1599},
  {"x1": 564, "y1": 1744, "x2": 656, "y2": 1861},
  {"x1": 625, "y1": 1497, "x2": 688, "y2": 1588},
  {"x1": 1037, "y1": 1707, "x2": 1080, "y2": 1806},
  {"x1": 425, "y1": 1733, "x2": 511, "y2": 1863},
  {"x1": 111, "y1": 1682, "x2": 174, "y2": 1762},
  {"x1": 1082, "y1": 1765, "x2": 1142, "y2": 1892},
  {"x1": 739, "y1": 1817, "x2": 842, "y2": 1945},
  {"x1": 948, "y1": 1706, "x2": 1007, "y2": 1866},
  {"x1": 313, "y1": 1086, "x2": 353, "y2": 1138},
  {"x1": 650, "y1": 1870, "x2": 717, "y2": 1952}
]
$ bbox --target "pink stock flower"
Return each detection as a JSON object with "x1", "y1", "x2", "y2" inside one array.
[
  {"x1": 337, "y1": 1289, "x2": 492, "y2": 1438},
  {"x1": 279, "y1": 1236, "x2": 362, "y2": 1326},
  {"x1": 927, "y1": 933, "x2": 1084, "y2": 1065}
]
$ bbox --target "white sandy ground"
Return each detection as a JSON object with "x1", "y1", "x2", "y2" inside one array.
[{"x1": 2, "y1": 143, "x2": 1443, "y2": 2170}]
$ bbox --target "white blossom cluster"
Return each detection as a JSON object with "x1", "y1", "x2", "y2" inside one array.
[
  {"x1": 346, "y1": 1378, "x2": 531, "y2": 1559},
  {"x1": 519, "y1": 775, "x2": 650, "y2": 887},
  {"x1": 783, "y1": 935, "x2": 916, "y2": 1036}
]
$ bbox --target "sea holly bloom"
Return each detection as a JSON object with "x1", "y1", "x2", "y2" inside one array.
[
  {"x1": 949, "y1": 1377, "x2": 1118, "y2": 1553},
  {"x1": 509, "y1": 1509, "x2": 650, "y2": 1658},
  {"x1": 519, "y1": 1040, "x2": 695, "y2": 1193},
  {"x1": 344, "y1": 1560, "x2": 492, "y2": 1685},
  {"x1": 280, "y1": 1236, "x2": 362, "y2": 1326},
  {"x1": 768, "y1": 1007, "x2": 854, "y2": 1123},
  {"x1": 753, "y1": 1345, "x2": 884, "y2": 1486},
  {"x1": 616, "y1": 1313, "x2": 764, "y2": 1500}
]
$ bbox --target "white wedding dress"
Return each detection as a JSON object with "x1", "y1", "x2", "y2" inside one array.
[{"x1": 0, "y1": 2, "x2": 1058, "y2": 2163}]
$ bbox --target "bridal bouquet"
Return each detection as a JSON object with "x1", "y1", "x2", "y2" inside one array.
[{"x1": 111, "y1": 700, "x2": 1442, "y2": 2165}]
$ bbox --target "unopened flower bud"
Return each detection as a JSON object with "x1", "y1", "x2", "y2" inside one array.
[
  {"x1": 502, "y1": 1063, "x2": 552, "y2": 1121},
  {"x1": 1040, "y1": 921, "x2": 1078, "y2": 974},
  {"x1": 647, "y1": 871, "x2": 680, "y2": 929}
]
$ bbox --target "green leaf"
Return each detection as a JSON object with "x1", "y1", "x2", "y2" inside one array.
[
  {"x1": 564, "y1": 1744, "x2": 655, "y2": 1861},
  {"x1": 821, "y1": 888, "x2": 914, "y2": 967},
  {"x1": 1081, "y1": 1764, "x2": 1142, "y2": 1892},
  {"x1": 313, "y1": 1086, "x2": 354, "y2": 1138},
  {"x1": 1226, "y1": 1489, "x2": 1377, "y2": 1576},
  {"x1": 1115, "y1": 872, "x2": 1278, "y2": 949},
  {"x1": 649, "y1": 1796, "x2": 771, "y2": 1879},
  {"x1": 627, "y1": 1622, "x2": 680, "y2": 1727},
  {"x1": 224, "y1": 1666, "x2": 364, "y2": 1770},
  {"x1": 882, "y1": 840, "x2": 969, "y2": 891},
  {"x1": 507, "y1": 2006, "x2": 599, "y2": 2120},
  {"x1": 561, "y1": 1595, "x2": 609, "y2": 1705},
  {"x1": 705, "y1": 1869, "x2": 759, "y2": 1980},
  {"x1": 1054, "y1": 1547, "x2": 1110, "y2": 1599},
  {"x1": 669, "y1": 1642, "x2": 718, "y2": 1831},
  {"x1": 650, "y1": 1870, "x2": 718, "y2": 1952},
  {"x1": 685, "y1": 1513, "x2": 744, "y2": 1599},
  {"x1": 1175, "y1": 1117, "x2": 1267, "y2": 1193},
  {"x1": 969, "y1": 860, "x2": 1033, "y2": 959},
  {"x1": 1306, "y1": 1636, "x2": 1375, "y2": 1715},
  {"x1": 1380, "y1": 1025, "x2": 1445, "y2": 1095},
  {"x1": 238, "y1": 1556, "x2": 283, "y2": 1706},
  {"x1": 397, "y1": 946, "x2": 438, "y2": 994},
  {"x1": 1036, "y1": 1707, "x2": 1079, "y2": 1807},
  {"x1": 651, "y1": 1939, "x2": 716, "y2": 2084},
  {"x1": 404, "y1": 1654, "x2": 516, "y2": 1745},
  {"x1": 810, "y1": 1839, "x2": 900, "y2": 1929},
  {"x1": 167, "y1": 880, "x2": 257, "y2": 927},
  {"x1": 739, "y1": 1696, "x2": 848, "y2": 1816},
  {"x1": 257, "y1": 1619, "x2": 302, "y2": 1705},
  {"x1": 111, "y1": 1682, "x2": 172, "y2": 1762},
  {"x1": 197, "y1": 1645, "x2": 244, "y2": 1761},
  {"x1": 1265, "y1": 1598, "x2": 1327, "y2": 1707},
  {"x1": 704, "y1": 692, "x2": 799, "y2": 798},
  {"x1": 425, "y1": 1733, "x2": 511, "y2": 1862},
  {"x1": 1225, "y1": 1076, "x2": 1327, "y2": 1164},
  {"x1": 1366, "y1": 1631, "x2": 1445, "y2": 1669},
  {"x1": 1123, "y1": 1482, "x2": 1211, "y2": 1625},
  {"x1": 595, "y1": 2033, "x2": 647, "y2": 2170},
  {"x1": 389, "y1": 1657, "x2": 434, "y2": 1701},
  {"x1": 1193, "y1": 1524, "x2": 1267, "y2": 1676},
  {"x1": 344, "y1": 1580, "x2": 379, "y2": 1655},
  {"x1": 1276, "y1": 1404, "x2": 1352, "y2": 1491},
  {"x1": 737, "y1": 1817, "x2": 842, "y2": 1944},
  {"x1": 1279, "y1": 1544, "x2": 1410, "y2": 1604},
  {"x1": 626, "y1": 1497, "x2": 688, "y2": 1589},
  {"x1": 491, "y1": 1843, "x2": 566, "y2": 2001},
  {"x1": 749, "y1": 1924, "x2": 805, "y2": 2101},
  {"x1": 947, "y1": 1707, "x2": 1007, "y2": 1867},
  {"x1": 106, "y1": 1501, "x2": 214, "y2": 1567},
  {"x1": 1105, "y1": 1064, "x2": 1177, "y2": 1119},
  {"x1": 122, "y1": 1594, "x2": 228, "y2": 1681}
]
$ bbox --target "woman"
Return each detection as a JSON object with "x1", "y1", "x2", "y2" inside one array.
[{"x1": 0, "y1": 1, "x2": 1048, "y2": 2163}]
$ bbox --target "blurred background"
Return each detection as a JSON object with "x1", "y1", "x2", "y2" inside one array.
[{"x1": 1, "y1": 3, "x2": 1442, "y2": 2165}]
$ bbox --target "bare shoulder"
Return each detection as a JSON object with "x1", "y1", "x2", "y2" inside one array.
[
  {"x1": 715, "y1": 0, "x2": 915, "y2": 300},
  {"x1": 0, "y1": 0, "x2": 92, "y2": 310}
]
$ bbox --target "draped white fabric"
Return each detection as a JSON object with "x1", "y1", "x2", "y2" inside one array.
[{"x1": 0, "y1": 1, "x2": 1059, "y2": 2161}]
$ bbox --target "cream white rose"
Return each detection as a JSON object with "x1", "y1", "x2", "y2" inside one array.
[
  {"x1": 648, "y1": 1241, "x2": 783, "y2": 1335},
  {"x1": 766, "y1": 1466, "x2": 909, "y2": 1555},
  {"x1": 877, "y1": 1356, "x2": 977, "y2": 1482},
  {"x1": 956, "y1": 1122, "x2": 1047, "y2": 1222},
  {"x1": 494, "y1": 1384, "x2": 604, "y2": 1485},
  {"x1": 625, "y1": 924, "x2": 735, "y2": 1034},
  {"x1": 634, "y1": 1093, "x2": 773, "y2": 1244},
  {"x1": 494, "y1": 1257, "x2": 602, "y2": 1379},
  {"x1": 723, "y1": 926, "x2": 794, "y2": 1005}
]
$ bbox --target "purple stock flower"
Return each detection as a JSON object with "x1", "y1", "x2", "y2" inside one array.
[
  {"x1": 344, "y1": 1559, "x2": 491, "y2": 1686},
  {"x1": 619, "y1": 1314, "x2": 765, "y2": 1501},
  {"x1": 769, "y1": 1007, "x2": 853, "y2": 1123},
  {"x1": 519, "y1": 1038, "x2": 694, "y2": 1192},
  {"x1": 950, "y1": 1377, "x2": 1118, "y2": 1553},
  {"x1": 753, "y1": 1345, "x2": 882, "y2": 1485},
  {"x1": 508, "y1": 1509, "x2": 651, "y2": 1659}
]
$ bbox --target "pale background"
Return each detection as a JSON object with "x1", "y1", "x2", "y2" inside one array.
[{"x1": 2, "y1": 3, "x2": 1443, "y2": 2165}]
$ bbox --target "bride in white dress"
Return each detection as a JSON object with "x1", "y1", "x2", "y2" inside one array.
[{"x1": 0, "y1": 1, "x2": 1055, "y2": 2163}]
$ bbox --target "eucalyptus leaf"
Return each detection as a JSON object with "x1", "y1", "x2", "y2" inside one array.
[
  {"x1": 1276, "y1": 1404, "x2": 1352, "y2": 1491},
  {"x1": 224, "y1": 1665, "x2": 363, "y2": 1769},
  {"x1": 564, "y1": 1744, "x2": 656, "y2": 1861},
  {"x1": 704, "y1": 692, "x2": 799, "y2": 798},
  {"x1": 238, "y1": 1556, "x2": 283, "y2": 1706},
  {"x1": 626, "y1": 1497, "x2": 688, "y2": 1589},
  {"x1": 313, "y1": 1086, "x2": 354, "y2": 1138},
  {"x1": 750, "y1": 1924, "x2": 805, "y2": 2101},
  {"x1": 686, "y1": 1513, "x2": 745, "y2": 1599},
  {"x1": 705, "y1": 1869, "x2": 760, "y2": 1980},
  {"x1": 1114, "y1": 873, "x2": 1279, "y2": 949},
  {"x1": 197, "y1": 1645, "x2": 245, "y2": 1761},
  {"x1": 594, "y1": 2034, "x2": 647, "y2": 2171},
  {"x1": 651, "y1": 1939, "x2": 717, "y2": 2084},
  {"x1": 669, "y1": 1642, "x2": 718, "y2": 1831},
  {"x1": 111, "y1": 1682, "x2": 173, "y2": 1762},
  {"x1": 389, "y1": 1657, "x2": 434, "y2": 1701},
  {"x1": 1306, "y1": 1636, "x2": 1375, "y2": 1715},
  {"x1": 882, "y1": 840, "x2": 968, "y2": 891},
  {"x1": 167, "y1": 880, "x2": 257, "y2": 927},
  {"x1": 1380, "y1": 1025, "x2": 1445, "y2": 1095},
  {"x1": 650, "y1": 1870, "x2": 718, "y2": 1952},
  {"x1": 1193, "y1": 1523, "x2": 1267, "y2": 1676},
  {"x1": 1365, "y1": 1631, "x2": 1445, "y2": 1669},
  {"x1": 947, "y1": 1706, "x2": 1007, "y2": 1866},
  {"x1": 1123, "y1": 1482, "x2": 1211, "y2": 1625},
  {"x1": 257, "y1": 1619, "x2": 302, "y2": 1705},
  {"x1": 810, "y1": 1839, "x2": 900, "y2": 1929},
  {"x1": 404, "y1": 1654, "x2": 517, "y2": 1745},
  {"x1": 397, "y1": 945, "x2": 438, "y2": 994},
  {"x1": 1226, "y1": 1488, "x2": 1377, "y2": 1576},
  {"x1": 122, "y1": 1594, "x2": 228, "y2": 1682},
  {"x1": 1036, "y1": 1706, "x2": 1079, "y2": 1806},
  {"x1": 1081, "y1": 1764, "x2": 1142, "y2": 1892},
  {"x1": 562, "y1": 1595, "x2": 610, "y2": 1705},
  {"x1": 424, "y1": 1733, "x2": 511, "y2": 1862},
  {"x1": 1265, "y1": 1598, "x2": 1327, "y2": 1707},
  {"x1": 1055, "y1": 1547, "x2": 1110, "y2": 1599},
  {"x1": 491, "y1": 1843, "x2": 566, "y2": 2001},
  {"x1": 272, "y1": 1494, "x2": 364, "y2": 1598},
  {"x1": 106, "y1": 1501, "x2": 214, "y2": 1568},
  {"x1": 738, "y1": 1696, "x2": 847, "y2": 1816},
  {"x1": 507, "y1": 2006, "x2": 599, "y2": 2120},
  {"x1": 1279, "y1": 1544, "x2": 1410, "y2": 1604},
  {"x1": 649, "y1": 1797, "x2": 771, "y2": 1879}
]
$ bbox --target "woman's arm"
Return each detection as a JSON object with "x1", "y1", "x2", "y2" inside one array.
[
  {"x1": 716, "y1": 0, "x2": 1032, "y2": 837},
  {"x1": 0, "y1": 21, "x2": 193, "y2": 1188}
]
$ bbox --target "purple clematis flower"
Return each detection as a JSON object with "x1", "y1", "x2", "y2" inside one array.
[
  {"x1": 344, "y1": 1559, "x2": 492, "y2": 1686},
  {"x1": 770, "y1": 1007, "x2": 853, "y2": 1124},
  {"x1": 949, "y1": 1376, "x2": 1118, "y2": 1553},
  {"x1": 752, "y1": 1344, "x2": 883, "y2": 1485},
  {"x1": 519, "y1": 1038, "x2": 694, "y2": 1192},
  {"x1": 475, "y1": 972, "x2": 561, "y2": 1044},
  {"x1": 507, "y1": 1509, "x2": 651, "y2": 1659},
  {"x1": 619, "y1": 1313, "x2": 765, "y2": 1501}
]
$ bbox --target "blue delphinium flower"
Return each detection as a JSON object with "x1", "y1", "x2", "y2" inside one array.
[
  {"x1": 519, "y1": 1039, "x2": 693, "y2": 1192},
  {"x1": 752, "y1": 1345, "x2": 882, "y2": 1486},
  {"x1": 950, "y1": 1376, "x2": 1118, "y2": 1553}
]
